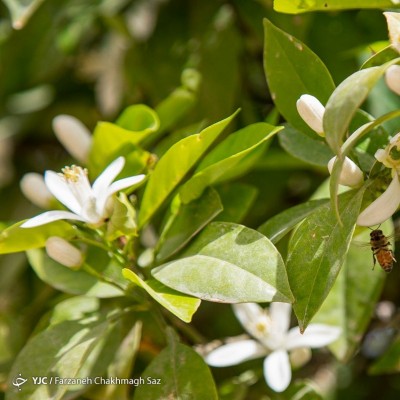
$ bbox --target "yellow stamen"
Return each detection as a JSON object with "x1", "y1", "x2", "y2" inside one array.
[{"x1": 59, "y1": 165, "x2": 88, "y2": 182}]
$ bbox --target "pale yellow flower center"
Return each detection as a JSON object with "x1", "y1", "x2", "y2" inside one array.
[{"x1": 60, "y1": 165, "x2": 88, "y2": 182}]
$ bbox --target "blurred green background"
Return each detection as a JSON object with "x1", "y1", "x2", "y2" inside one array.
[{"x1": 1, "y1": 0, "x2": 399, "y2": 398}]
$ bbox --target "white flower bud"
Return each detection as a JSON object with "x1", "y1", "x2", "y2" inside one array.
[
  {"x1": 289, "y1": 347, "x2": 312, "y2": 369},
  {"x1": 385, "y1": 65, "x2": 400, "y2": 95},
  {"x1": 20, "y1": 172, "x2": 53, "y2": 208},
  {"x1": 384, "y1": 12, "x2": 400, "y2": 54},
  {"x1": 357, "y1": 174, "x2": 400, "y2": 226},
  {"x1": 327, "y1": 156, "x2": 364, "y2": 187},
  {"x1": 296, "y1": 94, "x2": 325, "y2": 136},
  {"x1": 52, "y1": 115, "x2": 92, "y2": 163},
  {"x1": 45, "y1": 236, "x2": 83, "y2": 268}
]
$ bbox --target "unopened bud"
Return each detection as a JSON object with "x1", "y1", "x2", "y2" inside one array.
[
  {"x1": 327, "y1": 156, "x2": 364, "y2": 187},
  {"x1": 357, "y1": 174, "x2": 400, "y2": 226},
  {"x1": 385, "y1": 65, "x2": 400, "y2": 95},
  {"x1": 20, "y1": 172, "x2": 53, "y2": 208},
  {"x1": 45, "y1": 236, "x2": 83, "y2": 268},
  {"x1": 296, "y1": 94, "x2": 325, "y2": 136},
  {"x1": 52, "y1": 115, "x2": 92, "y2": 163},
  {"x1": 289, "y1": 347, "x2": 312, "y2": 369},
  {"x1": 384, "y1": 12, "x2": 400, "y2": 54}
]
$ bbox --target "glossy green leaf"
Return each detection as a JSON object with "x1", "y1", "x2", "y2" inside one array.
[
  {"x1": 138, "y1": 111, "x2": 239, "y2": 228},
  {"x1": 313, "y1": 221, "x2": 390, "y2": 361},
  {"x1": 133, "y1": 331, "x2": 217, "y2": 400},
  {"x1": 152, "y1": 222, "x2": 293, "y2": 303},
  {"x1": 369, "y1": 334, "x2": 400, "y2": 375},
  {"x1": 123, "y1": 269, "x2": 201, "y2": 323},
  {"x1": 7, "y1": 317, "x2": 111, "y2": 400},
  {"x1": 0, "y1": 221, "x2": 76, "y2": 254},
  {"x1": 106, "y1": 193, "x2": 137, "y2": 241},
  {"x1": 156, "y1": 187, "x2": 223, "y2": 262},
  {"x1": 215, "y1": 183, "x2": 258, "y2": 223},
  {"x1": 274, "y1": 0, "x2": 397, "y2": 13},
  {"x1": 263, "y1": 19, "x2": 335, "y2": 135},
  {"x1": 27, "y1": 249, "x2": 124, "y2": 298},
  {"x1": 286, "y1": 189, "x2": 365, "y2": 331},
  {"x1": 278, "y1": 124, "x2": 334, "y2": 167},
  {"x1": 179, "y1": 123, "x2": 282, "y2": 203},
  {"x1": 258, "y1": 199, "x2": 329, "y2": 244},
  {"x1": 3, "y1": 0, "x2": 44, "y2": 29},
  {"x1": 324, "y1": 59, "x2": 400, "y2": 153}
]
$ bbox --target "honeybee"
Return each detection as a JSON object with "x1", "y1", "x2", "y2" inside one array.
[{"x1": 370, "y1": 229, "x2": 396, "y2": 273}]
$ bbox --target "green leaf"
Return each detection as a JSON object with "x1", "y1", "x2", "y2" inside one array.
[
  {"x1": 27, "y1": 249, "x2": 124, "y2": 298},
  {"x1": 138, "y1": 110, "x2": 239, "y2": 228},
  {"x1": 263, "y1": 19, "x2": 335, "y2": 135},
  {"x1": 313, "y1": 221, "x2": 390, "y2": 361},
  {"x1": 156, "y1": 187, "x2": 223, "y2": 262},
  {"x1": 324, "y1": 59, "x2": 400, "y2": 153},
  {"x1": 286, "y1": 189, "x2": 365, "y2": 331},
  {"x1": 274, "y1": 0, "x2": 397, "y2": 13},
  {"x1": 116, "y1": 104, "x2": 160, "y2": 134},
  {"x1": 369, "y1": 334, "x2": 400, "y2": 375},
  {"x1": 215, "y1": 183, "x2": 258, "y2": 224},
  {"x1": 106, "y1": 193, "x2": 137, "y2": 241},
  {"x1": 3, "y1": 0, "x2": 44, "y2": 29},
  {"x1": 133, "y1": 332, "x2": 217, "y2": 400},
  {"x1": 92, "y1": 322, "x2": 142, "y2": 400},
  {"x1": 0, "y1": 221, "x2": 76, "y2": 254},
  {"x1": 179, "y1": 123, "x2": 282, "y2": 203},
  {"x1": 152, "y1": 222, "x2": 293, "y2": 303},
  {"x1": 6, "y1": 317, "x2": 111, "y2": 400},
  {"x1": 361, "y1": 45, "x2": 399, "y2": 70},
  {"x1": 122, "y1": 269, "x2": 201, "y2": 323},
  {"x1": 278, "y1": 124, "x2": 334, "y2": 167},
  {"x1": 258, "y1": 199, "x2": 329, "y2": 244}
]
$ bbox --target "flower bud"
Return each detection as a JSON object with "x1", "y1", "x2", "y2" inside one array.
[
  {"x1": 296, "y1": 94, "x2": 325, "y2": 136},
  {"x1": 384, "y1": 12, "x2": 400, "y2": 54},
  {"x1": 357, "y1": 174, "x2": 400, "y2": 226},
  {"x1": 52, "y1": 115, "x2": 92, "y2": 163},
  {"x1": 45, "y1": 236, "x2": 83, "y2": 268},
  {"x1": 327, "y1": 156, "x2": 364, "y2": 187},
  {"x1": 385, "y1": 65, "x2": 400, "y2": 95},
  {"x1": 20, "y1": 172, "x2": 53, "y2": 208},
  {"x1": 289, "y1": 347, "x2": 312, "y2": 369}
]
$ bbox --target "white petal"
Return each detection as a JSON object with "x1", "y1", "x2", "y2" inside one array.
[
  {"x1": 384, "y1": 12, "x2": 400, "y2": 54},
  {"x1": 92, "y1": 156, "x2": 125, "y2": 197},
  {"x1": 44, "y1": 171, "x2": 81, "y2": 215},
  {"x1": 107, "y1": 174, "x2": 146, "y2": 196},
  {"x1": 374, "y1": 149, "x2": 388, "y2": 163},
  {"x1": 286, "y1": 324, "x2": 341, "y2": 350},
  {"x1": 385, "y1": 65, "x2": 400, "y2": 96},
  {"x1": 357, "y1": 174, "x2": 400, "y2": 226},
  {"x1": 205, "y1": 339, "x2": 266, "y2": 367},
  {"x1": 233, "y1": 303, "x2": 266, "y2": 337},
  {"x1": 263, "y1": 350, "x2": 292, "y2": 392},
  {"x1": 20, "y1": 210, "x2": 86, "y2": 228},
  {"x1": 53, "y1": 115, "x2": 92, "y2": 163},
  {"x1": 269, "y1": 302, "x2": 292, "y2": 336},
  {"x1": 20, "y1": 173, "x2": 53, "y2": 208},
  {"x1": 327, "y1": 156, "x2": 364, "y2": 187},
  {"x1": 296, "y1": 94, "x2": 325, "y2": 136}
]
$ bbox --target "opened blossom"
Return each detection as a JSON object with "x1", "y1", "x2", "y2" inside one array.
[
  {"x1": 21, "y1": 157, "x2": 145, "y2": 228},
  {"x1": 205, "y1": 302, "x2": 340, "y2": 393},
  {"x1": 357, "y1": 133, "x2": 400, "y2": 226}
]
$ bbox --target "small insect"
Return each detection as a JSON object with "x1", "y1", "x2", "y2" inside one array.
[{"x1": 370, "y1": 229, "x2": 397, "y2": 273}]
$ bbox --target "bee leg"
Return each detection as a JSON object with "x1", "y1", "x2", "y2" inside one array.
[{"x1": 372, "y1": 251, "x2": 376, "y2": 270}]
